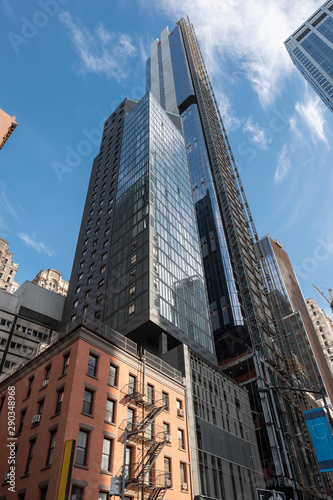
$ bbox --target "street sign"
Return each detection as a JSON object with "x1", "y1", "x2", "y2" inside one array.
[{"x1": 257, "y1": 489, "x2": 286, "y2": 500}]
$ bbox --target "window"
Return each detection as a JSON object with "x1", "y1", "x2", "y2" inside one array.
[
  {"x1": 27, "y1": 377, "x2": 34, "y2": 398},
  {"x1": 127, "y1": 408, "x2": 135, "y2": 431},
  {"x1": 46, "y1": 430, "x2": 57, "y2": 466},
  {"x1": 82, "y1": 389, "x2": 94, "y2": 414},
  {"x1": 18, "y1": 409, "x2": 26, "y2": 434},
  {"x1": 44, "y1": 365, "x2": 51, "y2": 382},
  {"x1": 128, "y1": 374, "x2": 136, "y2": 394},
  {"x1": 131, "y1": 254, "x2": 137, "y2": 264},
  {"x1": 71, "y1": 486, "x2": 83, "y2": 500},
  {"x1": 129, "y1": 304, "x2": 135, "y2": 315},
  {"x1": 163, "y1": 422, "x2": 170, "y2": 441},
  {"x1": 147, "y1": 384, "x2": 154, "y2": 405},
  {"x1": 178, "y1": 429, "x2": 185, "y2": 449},
  {"x1": 96, "y1": 294, "x2": 103, "y2": 304},
  {"x1": 125, "y1": 446, "x2": 132, "y2": 479},
  {"x1": 109, "y1": 364, "x2": 117, "y2": 386},
  {"x1": 98, "y1": 492, "x2": 108, "y2": 500},
  {"x1": 40, "y1": 487, "x2": 48, "y2": 500},
  {"x1": 62, "y1": 353, "x2": 70, "y2": 376},
  {"x1": 129, "y1": 285, "x2": 136, "y2": 296},
  {"x1": 180, "y1": 462, "x2": 187, "y2": 488},
  {"x1": 87, "y1": 354, "x2": 98, "y2": 376},
  {"x1": 37, "y1": 399, "x2": 44, "y2": 417},
  {"x1": 99, "y1": 278, "x2": 105, "y2": 287},
  {"x1": 162, "y1": 392, "x2": 169, "y2": 411},
  {"x1": 25, "y1": 438, "x2": 36, "y2": 474},
  {"x1": 100, "y1": 265, "x2": 106, "y2": 274},
  {"x1": 164, "y1": 457, "x2": 171, "y2": 485},
  {"x1": 101, "y1": 438, "x2": 112, "y2": 471},
  {"x1": 176, "y1": 399, "x2": 183, "y2": 417},
  {"x1": 76, "y1": 430, "x2": 89, "y2": 466},
  {"x1": 105, "y1": 399, "x2": 115, "y2": 423},
  {"x1": 102, "y1": 252, "x2": 107, "y2": 261},
  {"x1": 73, "y1": 300, "x2": 78, "y2": 308},
  {"x1": 87, "y1": 276, "x2": 92, "y2": 284},
  {"x1": 55, "y1": 389, "x2": 64, "y2": 414}
]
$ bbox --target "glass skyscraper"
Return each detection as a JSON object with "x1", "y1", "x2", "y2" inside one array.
[
  {"x1": 62, "y1": 92, "x2": 216, "y2": 364},
  {"x1": 285, "y1": 0, "x2": 333, "y2": 112},
  {"x1": 147, "y1": 19, "x2": 331, "y2": 499}
]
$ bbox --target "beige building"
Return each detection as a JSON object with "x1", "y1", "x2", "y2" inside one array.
[
  {"x1": 0, "y1": 108, "x2": 17, "y2": 149},
  {"x1": 306, "y1": 297, "x2": 333, "y2": 378},
  {"x1": 0, "y1": 237, "x2": 19, "y2": 293},
  {"x1": 32, "y1": 268, "x2": 69, "y2": 296}
]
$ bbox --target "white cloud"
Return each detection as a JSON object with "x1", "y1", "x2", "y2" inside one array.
[
  {"x1": 150, "y1": 0, "x2": 322, "y2": 106},
  {"x1": 217, "y1": 92, "x2": 243, "y2": 131},
  {"x1": 18, "y1": 233, "x2": 54, "y2": 258},
  {"x1": 243, "y1": 117, "x2": 272, "y2": 151},
  {"x1": 59, "y1": 12, "x2": 137, "y2": 80},
  {"x1": 295, "y1": 91, "x2": 329, "y2": 146},
  {"x1": 274, "y1": 144, "x2": 292, "y2": 183}
]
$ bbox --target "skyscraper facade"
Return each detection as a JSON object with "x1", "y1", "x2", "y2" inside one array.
[
  {"x1": 258, "y1": 236, "x2": 328, "y2": 397},
  {"x1": 259, "y1": 236, "x2": 333, "y2": 405},
  {"x1": 285, "y1": 0, "x2": 333, "y2": 113},
  {"x1": 62, "y1": 92, "x2": 216, "y2": 365},
  {"x1": 147, "y1": 19, "x2": 332, "y2": 499}
]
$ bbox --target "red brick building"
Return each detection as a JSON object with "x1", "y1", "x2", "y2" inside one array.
[{"x1": 0, "y1": 322, "x2": 192, "y2": 500}]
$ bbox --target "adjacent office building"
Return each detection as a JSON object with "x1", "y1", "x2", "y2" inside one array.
[
  {"x1": 285, "y1": 0, "x2": 333, "y2": 113},
  {"x1": 0, "y1": 281, "x2": 65, "y2": 376},
  {"x1": 306, "y1": 297, "x2": 333, "y2": 378}
]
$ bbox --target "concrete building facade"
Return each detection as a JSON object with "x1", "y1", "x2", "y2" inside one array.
[
  {"x1": 32, "y1": 269, "x2": 69, "y2": 297},
  {"x1": 0, "y1": 238, "x2": 19, "y2": 294},
  {"x1": 0, "y1": 109, "x2": 17, "y2": 150},
  {"x1": 0, "y1": 282, "x2": 65, "y2": 377},
  {"x1": 306, "y1": 297, "x2": 333, "y2": 378}
]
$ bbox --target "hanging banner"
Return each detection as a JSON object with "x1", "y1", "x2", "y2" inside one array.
[{"x1": 304, "y1": 407, "x2": 333, "y2": 472}]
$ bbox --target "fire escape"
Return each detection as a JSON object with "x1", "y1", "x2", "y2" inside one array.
[{"x1": 119, "y1": 382, "x2": 171, "y2": 500}]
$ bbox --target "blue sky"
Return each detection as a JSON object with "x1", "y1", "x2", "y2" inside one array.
[{"x1": 1, "y1": 0, "x2": 332, "y2": 315}]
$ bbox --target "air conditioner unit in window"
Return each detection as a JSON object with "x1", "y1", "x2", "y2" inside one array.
[
  {"x1": 165, "y1": 479, "x2": 171, "y2": 487},
  {"x1": 42, "y1": 379, "x2": 49, "y2": 387},
  {"x1": 32, "y1": 414, "x2": 41, "y2": 424},
  {"x1": 165, "y1": 434, "x2": 172, "y2": 443},
  {"x1": 177, "y1": 408, "x2": 184, "y2": 417},
  {"x1": 182, "y1": 482, "x2": 188, "y2": 490}
]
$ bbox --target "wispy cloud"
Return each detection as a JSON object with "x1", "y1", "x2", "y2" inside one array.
[
  {"x1": 0, "y1": 182, "x2": 22, "y2": 223},
  {"x1": 59, "y1": 12, "x2": 137, "y2": 80},
  {"x1": 18, "y1": 233, "x2": 55, "y2": 257},
  {"x1": 294, "y1": 91, "x2": 329, "y2": 146},
  {"x1": 274, "y1": 144, "x2": 292, "y2": 183},
  {"x1": 243, "y1": 117, "x2": 272, "y2": 150},
  {"x1": 217, "y1": 92, "x2": 243, "y2": 131},
  {"x1": 150, "y1": 0, "x2": 322, "y2": 106}
]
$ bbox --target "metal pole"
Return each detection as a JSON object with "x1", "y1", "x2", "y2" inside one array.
[{"x1": 121, "y1": 426, "x2": 128, "y2": 500}]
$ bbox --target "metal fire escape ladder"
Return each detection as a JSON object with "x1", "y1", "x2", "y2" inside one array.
[
  {"x1": 121, "y1": 383, "x2": 170, "y2": 499},
  {"x1": 179, "y1": 16, "x2": 290, "y2": 486}
]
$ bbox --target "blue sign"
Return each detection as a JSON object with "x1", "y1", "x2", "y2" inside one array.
[{"x1": 304, "y1": 407, "x2": 333, "y2": 472}]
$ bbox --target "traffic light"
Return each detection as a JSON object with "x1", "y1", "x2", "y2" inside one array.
[{"x1": 109, "y1": 476, "x2": 122, "y2": 496}]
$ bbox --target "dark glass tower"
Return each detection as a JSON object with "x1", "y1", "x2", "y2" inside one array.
[
  {"x1": 146, "y1": 19, "x2": 331, "y2": 499},
  {"x1": 62, "y1": 92, "x2": 216, "y2": 365},
  {"x1": 285, "y1": 0, "x2": 333, "y2": 113}
]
